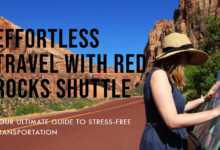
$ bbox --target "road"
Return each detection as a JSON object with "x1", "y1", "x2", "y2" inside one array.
[{"x1": 0, "y1": 97, "x2": 146, "y2": 150}]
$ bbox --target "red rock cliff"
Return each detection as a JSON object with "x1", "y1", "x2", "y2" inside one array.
[
  {"x1": 140, "y1": 19, "x2": 175, "y2": 82},
  {"x1": 141, "y1": 0, "x2": 220, "y2": 83},
  {"x1": 0, "y1": 16, "x2": 142, "y2": 99},
  {"x1": 174, "y1": 0, "x2": 220, "y2": 49}
]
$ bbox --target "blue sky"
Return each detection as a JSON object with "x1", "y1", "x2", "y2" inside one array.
[{"x1": 1, "y1": 0, "x2": 179, "y2": 71}]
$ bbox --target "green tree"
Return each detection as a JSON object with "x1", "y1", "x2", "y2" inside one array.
[
  {"x1": 201, "y1": 14, "x2": 220, "y2": 55},
  {"x1": 185, "y1": 14, "x2": 220, "y2": 101}
]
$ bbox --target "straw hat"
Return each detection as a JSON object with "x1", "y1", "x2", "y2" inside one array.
[{"x1": 151, "y1": 32, "x2": 209, "y2": 65}]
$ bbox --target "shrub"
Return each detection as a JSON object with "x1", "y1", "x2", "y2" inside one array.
[
  {"x1": 70, "y1": 98, "x2": 93, "y2": 109},
  {"x1": 13, "y1": 104, "x2": 43, "y2": 116},
  {"x1": 125, "y1": 83, "x2": 144, "y2": 96},
  {"x1": 109, "y1": 97, "x2": 117, "y2": 100},
  {"x1": 70, "y1": 101, "x2": 85, "y2": 109},
  {"x1": 0, "y1": 106, "x2": 3, "y2": 116},
  {"x1": 201, "y1": 14, "x2": 220, "y2": 55},
  {"x1": 185, "y1": 54, "x2": 220, "y2": 96},
  {"x1": 13, "y1": 107, "x2": 22, "y2": 116},
  {"x1": 184, "y1": 14, "x2": 220, "y2": 100},
  {"x1": 185, "y1": 90, "x2": 198, "y2": 102},
  {"x1": 45, "y1": 109, "x2": 53, "y2": 113},
  {"x1": 48, "y1": 103, "x2": 64, "y2": 111}
]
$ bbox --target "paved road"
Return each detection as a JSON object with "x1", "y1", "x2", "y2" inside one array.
[{"x1": 0, "y1": 97, "x2": 146, "y2": 150}]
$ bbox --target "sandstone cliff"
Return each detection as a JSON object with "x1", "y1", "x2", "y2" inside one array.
[
  {"x1": 140, "y1": 19, "x2": 175, "y2": 82},
  {"x1": 141, "y1": 0, "x2": 220, "y2": 83},
  {"x1": 0, "y1": 16, "x2": 142, "y2": 99},
  {"x1": 174, "y1": 0, "x2": 220, "y2": 49}
]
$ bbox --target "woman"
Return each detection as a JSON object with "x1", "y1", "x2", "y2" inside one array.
[{"x1": 139, "y1": 32, "x2": 220, "y2": 150}]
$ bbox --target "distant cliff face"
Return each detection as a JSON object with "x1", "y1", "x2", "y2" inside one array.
[
  {"x1": 0, "y1": 17, "x2": 142, "y2": 99},
  {"x1": 140, "y1": 19, "x2": 175, "y2": 81},
  {"x1": 174, "y1": 0, "x2": 220, "y2": 49},
  {"x1": 141, "y1": 0, "x2": 220, "y2": 82}
]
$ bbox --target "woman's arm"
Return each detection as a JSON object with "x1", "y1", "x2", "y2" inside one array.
[
  {"x1": 184, "y1": 81, "x2": 220, "y2": 112},
  {"x1": 150, "y1": 70, "x2": 220, "y2": 130},
  {"x1": 184, "y1": 98, "x2": 202, "y2": 112}
]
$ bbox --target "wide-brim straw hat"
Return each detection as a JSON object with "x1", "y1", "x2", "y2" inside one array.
[{"x1": 151, "y1": 32, "x2": 209, "y2": 65}]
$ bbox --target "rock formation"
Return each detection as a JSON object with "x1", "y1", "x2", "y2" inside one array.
[
  {"x1": 140, "y1": 19, "x2": 175, "y2": 82},
  {"x1": 0, "y1": 16, "x2": 142, "y2": 99},
  {"x1": 141, "y1": 0, "x2": 220, "y2": 83},
  {"x1": 174, "y1": 0, "x2": 220, "y2": 49}
]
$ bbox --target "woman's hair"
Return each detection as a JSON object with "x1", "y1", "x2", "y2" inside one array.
[{"x1": 150, "y1": 53, "x2": 186, "y2": 90}]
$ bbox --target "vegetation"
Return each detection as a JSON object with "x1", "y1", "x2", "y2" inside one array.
[
  {"x1": 125, "y1": 83, "x2": 144, "y2": 96},
  {"x1": 1, "y1": 91, "x2": 108, "y2": 117},
  {"x1": 109, "y1": 97, "x2": 117, "y2": 100},
  {"x1": 4, "y1": 15, "x2": 220, "y2": 117},
  {"x1": 0, "y1": 106, "x2": 3, "y2": 116},
  {"x1": 186, "y1": 29, "x2": 190, "y2": 37},
  {"x1": 0, "y1": 69, "x2": 112, "y2": 117},
  {"x1": 201, "y1": 14, "x2": 220, "y2": 55},
  {"x1": 184, "y1": 14, "x2": 220, "y2": 102},
  {"x1": 13, "y1": 104, "x2": 43, "y2": 116}
]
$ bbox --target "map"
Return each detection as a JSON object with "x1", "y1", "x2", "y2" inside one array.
[{"x1": 192, "y1": 69, "x2": 220, "y2": 150}]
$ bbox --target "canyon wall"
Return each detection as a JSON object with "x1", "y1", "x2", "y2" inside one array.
[
  {"x1": 1, "y1": 0, "x2": 218, "y2": 98},
  {"x1": 0, "y1": 16, "x2": 142, "y2": 99},
  {"x1": 140, "y1": 0, "x2": 220, "y2": 83}
]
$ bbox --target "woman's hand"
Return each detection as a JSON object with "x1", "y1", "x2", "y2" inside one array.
[{"x1": 204, "y1": 81, "x2": 220, "y2": 102}]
